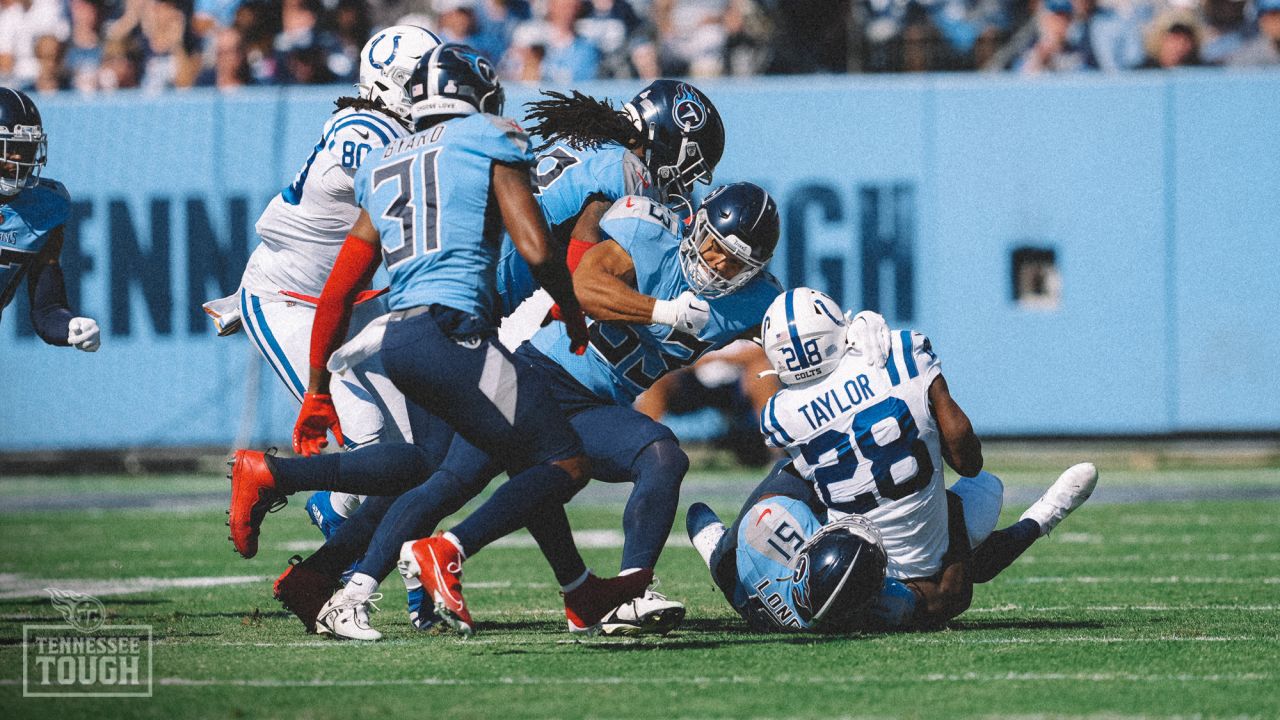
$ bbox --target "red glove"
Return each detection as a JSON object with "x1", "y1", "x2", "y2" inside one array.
[
  {"x1": 561, "y1": 305, "x2": 590, "y2": 356},
  {"x1": 294, "y1": 392, "x2": 344, "y2": 456}
]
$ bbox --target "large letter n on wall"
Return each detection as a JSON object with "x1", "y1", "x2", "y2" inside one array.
[{"x1": 110, "y1": 198, "x2": 173, "y2": 336}]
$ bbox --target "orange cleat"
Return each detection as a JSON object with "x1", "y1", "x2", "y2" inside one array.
[
  {"x1": 563, "y1": 568, "x2": 653, "y2": 634},
  {"x1": 399, "y1": 535, "x2": 473, "y2": 637},
  {"x1": 273, "y1": 555, "x2": 342, "y2": 633},
  {"x1": 227, "y1": 448, "x2": 286, "y2": 559}
]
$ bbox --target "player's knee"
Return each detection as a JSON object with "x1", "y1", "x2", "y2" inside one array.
[{"x1": 634, "y1": 439, "x2": 689, "y2": 489}]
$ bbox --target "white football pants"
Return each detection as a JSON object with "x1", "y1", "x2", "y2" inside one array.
[{"x1": 238, "y1": 288, "x2": 414, "y2": 450}]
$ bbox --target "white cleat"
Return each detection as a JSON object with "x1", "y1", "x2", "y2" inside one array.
[
  {"x1": 1020, "y1": 462, "x2": 1099, "y2": 536},
  {"x1": 315, "y1": 590, "x2": 383, "y2": 641},
  {"x1": 600, "y1": 589, "x2": 687, "y2": 637},
  {"x1": 686, "y1": 502, "x2": 727, "y2": 570}
]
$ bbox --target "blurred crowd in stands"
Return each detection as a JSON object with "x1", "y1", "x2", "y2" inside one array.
[{"x1": 2, "y1": 0, "x2": 1277, "y2": 93}]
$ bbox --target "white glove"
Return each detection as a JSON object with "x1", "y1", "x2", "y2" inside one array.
[
  {"x1": 651, "y1": 290, "x2": 711, "y2": 335},
  {"x1": 67, "y1": 317, "x2": 101, "y2": 352},
  {"x1": 845, "y1": 310, "x2": 889, "y2": 368}
]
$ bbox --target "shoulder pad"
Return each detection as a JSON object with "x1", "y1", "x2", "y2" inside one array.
[
  {"x1": 889, "y1": 329, "x2": 942, "y2": 382},
  {"x1": 619, "y1": 151, "x2": 658, "y2": 199},
  {"x1": 36, "y1": 178, "x2": 71, "y2": 202},
  {"x1": 482, "y1": 114, "x2": 532, "y2": 158},
  {"x1": 601, "y1": 195, "x2": 680, "y2": 234},
  {"x1": 328, "y1": 110, "x2": 403, "y2": 147}
]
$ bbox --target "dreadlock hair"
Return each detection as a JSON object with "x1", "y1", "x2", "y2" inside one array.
[
  {"x1": 334, "y1": 96, "x2": 410, "y2": 129},
  {"x1": 523, "y1": 90, "x2": 643, "y2": 154}
]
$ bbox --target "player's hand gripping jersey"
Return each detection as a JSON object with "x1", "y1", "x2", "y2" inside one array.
[
  {"x1": 494, "y1": 142, "x2": 658, "y2": 317},
  {"x1": 243, "y1": 107, "x2": 410, "y2": 298},
  {"x1": 530, "y1": 195, "x2": 780, "y2": 405},
  {"x1": 355, "y1": 113, "x2": 534, "y2": 320},
  {"x1": 0, "y1": 178, "x2": 68, "y2": 316},
  {"x1": 760, "y1": 330, "x2": 950, "y2": 579}
]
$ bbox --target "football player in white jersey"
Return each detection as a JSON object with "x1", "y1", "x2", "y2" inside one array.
[
  {"x1": 205, "y1": 25, "x2": 442, "y2": 533},
  {"x1": 715, "y1": 286, "x2": 1101, "y2": 629}
]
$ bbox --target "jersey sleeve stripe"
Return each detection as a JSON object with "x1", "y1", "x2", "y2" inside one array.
[
  {"x1": 884, "y1": 339, "x2": 902, "y2": 386},
  {"x1": 333, "y1": 118, "x2": 393, "y2": 145},
  {"x1": 353, "y1": 111, "x2": 402, "y2": 139},
  {"x1": 901, "y1": 330, "x2": 919, "y2": 378},
  {"x1": 767, "y1": 396, "x2": 795, "y2": 444}
]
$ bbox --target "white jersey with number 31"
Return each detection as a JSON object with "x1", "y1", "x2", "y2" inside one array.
[
  {"x1": 760, "y1": 330, "x2": 949, "y2": 579},
  {"x1": 243, "y1": 107, "x2": 409, "y2": 297}
]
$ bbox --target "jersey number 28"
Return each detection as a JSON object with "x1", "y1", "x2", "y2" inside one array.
[{"x1": 798, "y1": 397, "x2": 934, "y2": 515}]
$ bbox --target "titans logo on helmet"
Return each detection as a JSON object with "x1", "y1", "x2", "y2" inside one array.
[{"x1": 672, "y1": 83, "x2": 707, "y2": 133}]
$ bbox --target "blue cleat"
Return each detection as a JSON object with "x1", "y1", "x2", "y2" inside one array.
[
  {"x1": 406, "y1": 586, "x2": 445, "y2": 632},
  {"x1": 304, "y1": 491, "x2": 346, "y2": 540}
]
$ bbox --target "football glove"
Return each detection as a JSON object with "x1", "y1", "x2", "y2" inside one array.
[
  {"x1": 294, "y1": 392, "x2": 344, "y2": 456},
  {"x1": 651, "y1": 291, "x2": 710, "y2": 335},
  {"x1": 562, "y1": 304, "x2": 590, "y2": 356},
  {"x1": 845, "y1": 310, "x2": 890, "y2": 368},
  {"x1": 67, "y1": 317, "x2": 100, "y2": 352}
]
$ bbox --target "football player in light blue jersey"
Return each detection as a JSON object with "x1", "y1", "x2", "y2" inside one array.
[
  {"x1": 229, "y1": 44, "x2": 614, "y2": 641},
  {"x1": 0, "y1": 88, "x2": 99, "y2": 352},
  {"x1": 394, "y1": 183, "x2": 782, "y2": 636},
  {"x1": 494, "y1": 81, "x2": 725, "y2": 336}
]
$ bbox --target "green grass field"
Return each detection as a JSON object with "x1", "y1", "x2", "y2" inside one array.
[{"x1": 1, "y1": 462, "x2": 1277, "y2": 719}]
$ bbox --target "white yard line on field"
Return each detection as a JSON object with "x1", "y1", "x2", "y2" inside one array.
[{"x1": 0, "y1": 574, "x2": 271, "y2": 599}]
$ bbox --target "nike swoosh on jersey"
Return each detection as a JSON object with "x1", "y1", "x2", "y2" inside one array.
[
  {"x1": 354, "y1": 128, "x2": 371, "y2": 140},
  {"x1": 754, "y1": 508, "x2": 772, "y2": 526}
]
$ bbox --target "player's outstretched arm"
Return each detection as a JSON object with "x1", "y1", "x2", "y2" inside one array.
[
  {"x1": 296, "y1": 211, "x2": 380, "y2": 455},
  {"x1": 929, "y1": 374, "x2": 983, "y2": 477},
  {"x1": 27, "y1": 227, "x2": 99, "y2": 351}
]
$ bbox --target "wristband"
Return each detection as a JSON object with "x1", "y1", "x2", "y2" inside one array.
[{"x1": 650, "y1": 298, "x2": 679, "y2": 327}]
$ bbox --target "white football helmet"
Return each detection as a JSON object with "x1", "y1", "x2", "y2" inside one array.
[
  {"x1": 357, "y1": 25, "x2": 442, "y2": 123},
  {"x1": 760, "y1": 287, "x2": 847, "y2": 385}
]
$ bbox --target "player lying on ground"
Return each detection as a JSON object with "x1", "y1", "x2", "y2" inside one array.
[
  {"x1": 206, "y1": 25, "x2": 445, "y2": 549},
  {"x1": 0, "y1": 87, "x2": 100, "y2": 352},
  {"x1": 228, "y1": 80, "x2": 729, "y2": 636},
  {"x1": 686, "y1": 287, "x2": 1099, "y2": 631},
  {"x1": 392, "y1": 184, "x2": 781, "y2": 638}
]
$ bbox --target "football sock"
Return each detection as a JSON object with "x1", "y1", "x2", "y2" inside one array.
[
  {"x1": 620, "y1": 440, "x2": 689, "y2": 571},
  {"x1": 268, "y1": 443, "x2": 433, "y2": 496},
  {"x1": 527, "y1": 504, "x2": 588, "y2": 586},
  {"x1": 560, "y1": 569, "x2": 590, "y2": 594},
  {"x1": 352, "y1": 466, "x2": 494, "y2": 582},
  {"x1": 345, "y1": 572, "x2": 379, "y2": 601},
  {"x1": 450, "y1": 461, "x2": 587, "y2": 557},
  {"x1": 970, "y1": 518, "x2": 1041, "y2": 584},
  {"x1": 328, "y1": 492, "x2": 362, "y2": 518},
  {"x1": 299, "y1": 494, "x2": 395, "y2": 580}
]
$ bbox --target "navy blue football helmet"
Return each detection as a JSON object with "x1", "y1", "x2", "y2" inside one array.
[
  {"x1": 624, "y1": 80, "x2": 724, "y2": 202},
  {"x1": 0, "y1": 87, "x2": 47, "y2": 197},
  {"x1": 408, "y1": 44, "x2": 504, "y2": 130},
  {"x1": 680, "y1": 182, "x2": 779, "y2": 298},
  {"x1": 791, "y1": 515, "x2": 887, "y2": 632}
]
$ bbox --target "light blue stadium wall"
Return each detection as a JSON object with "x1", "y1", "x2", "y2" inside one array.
[{"x1": 2, "y1": 71, "x2": 1278, "y2": 449}]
